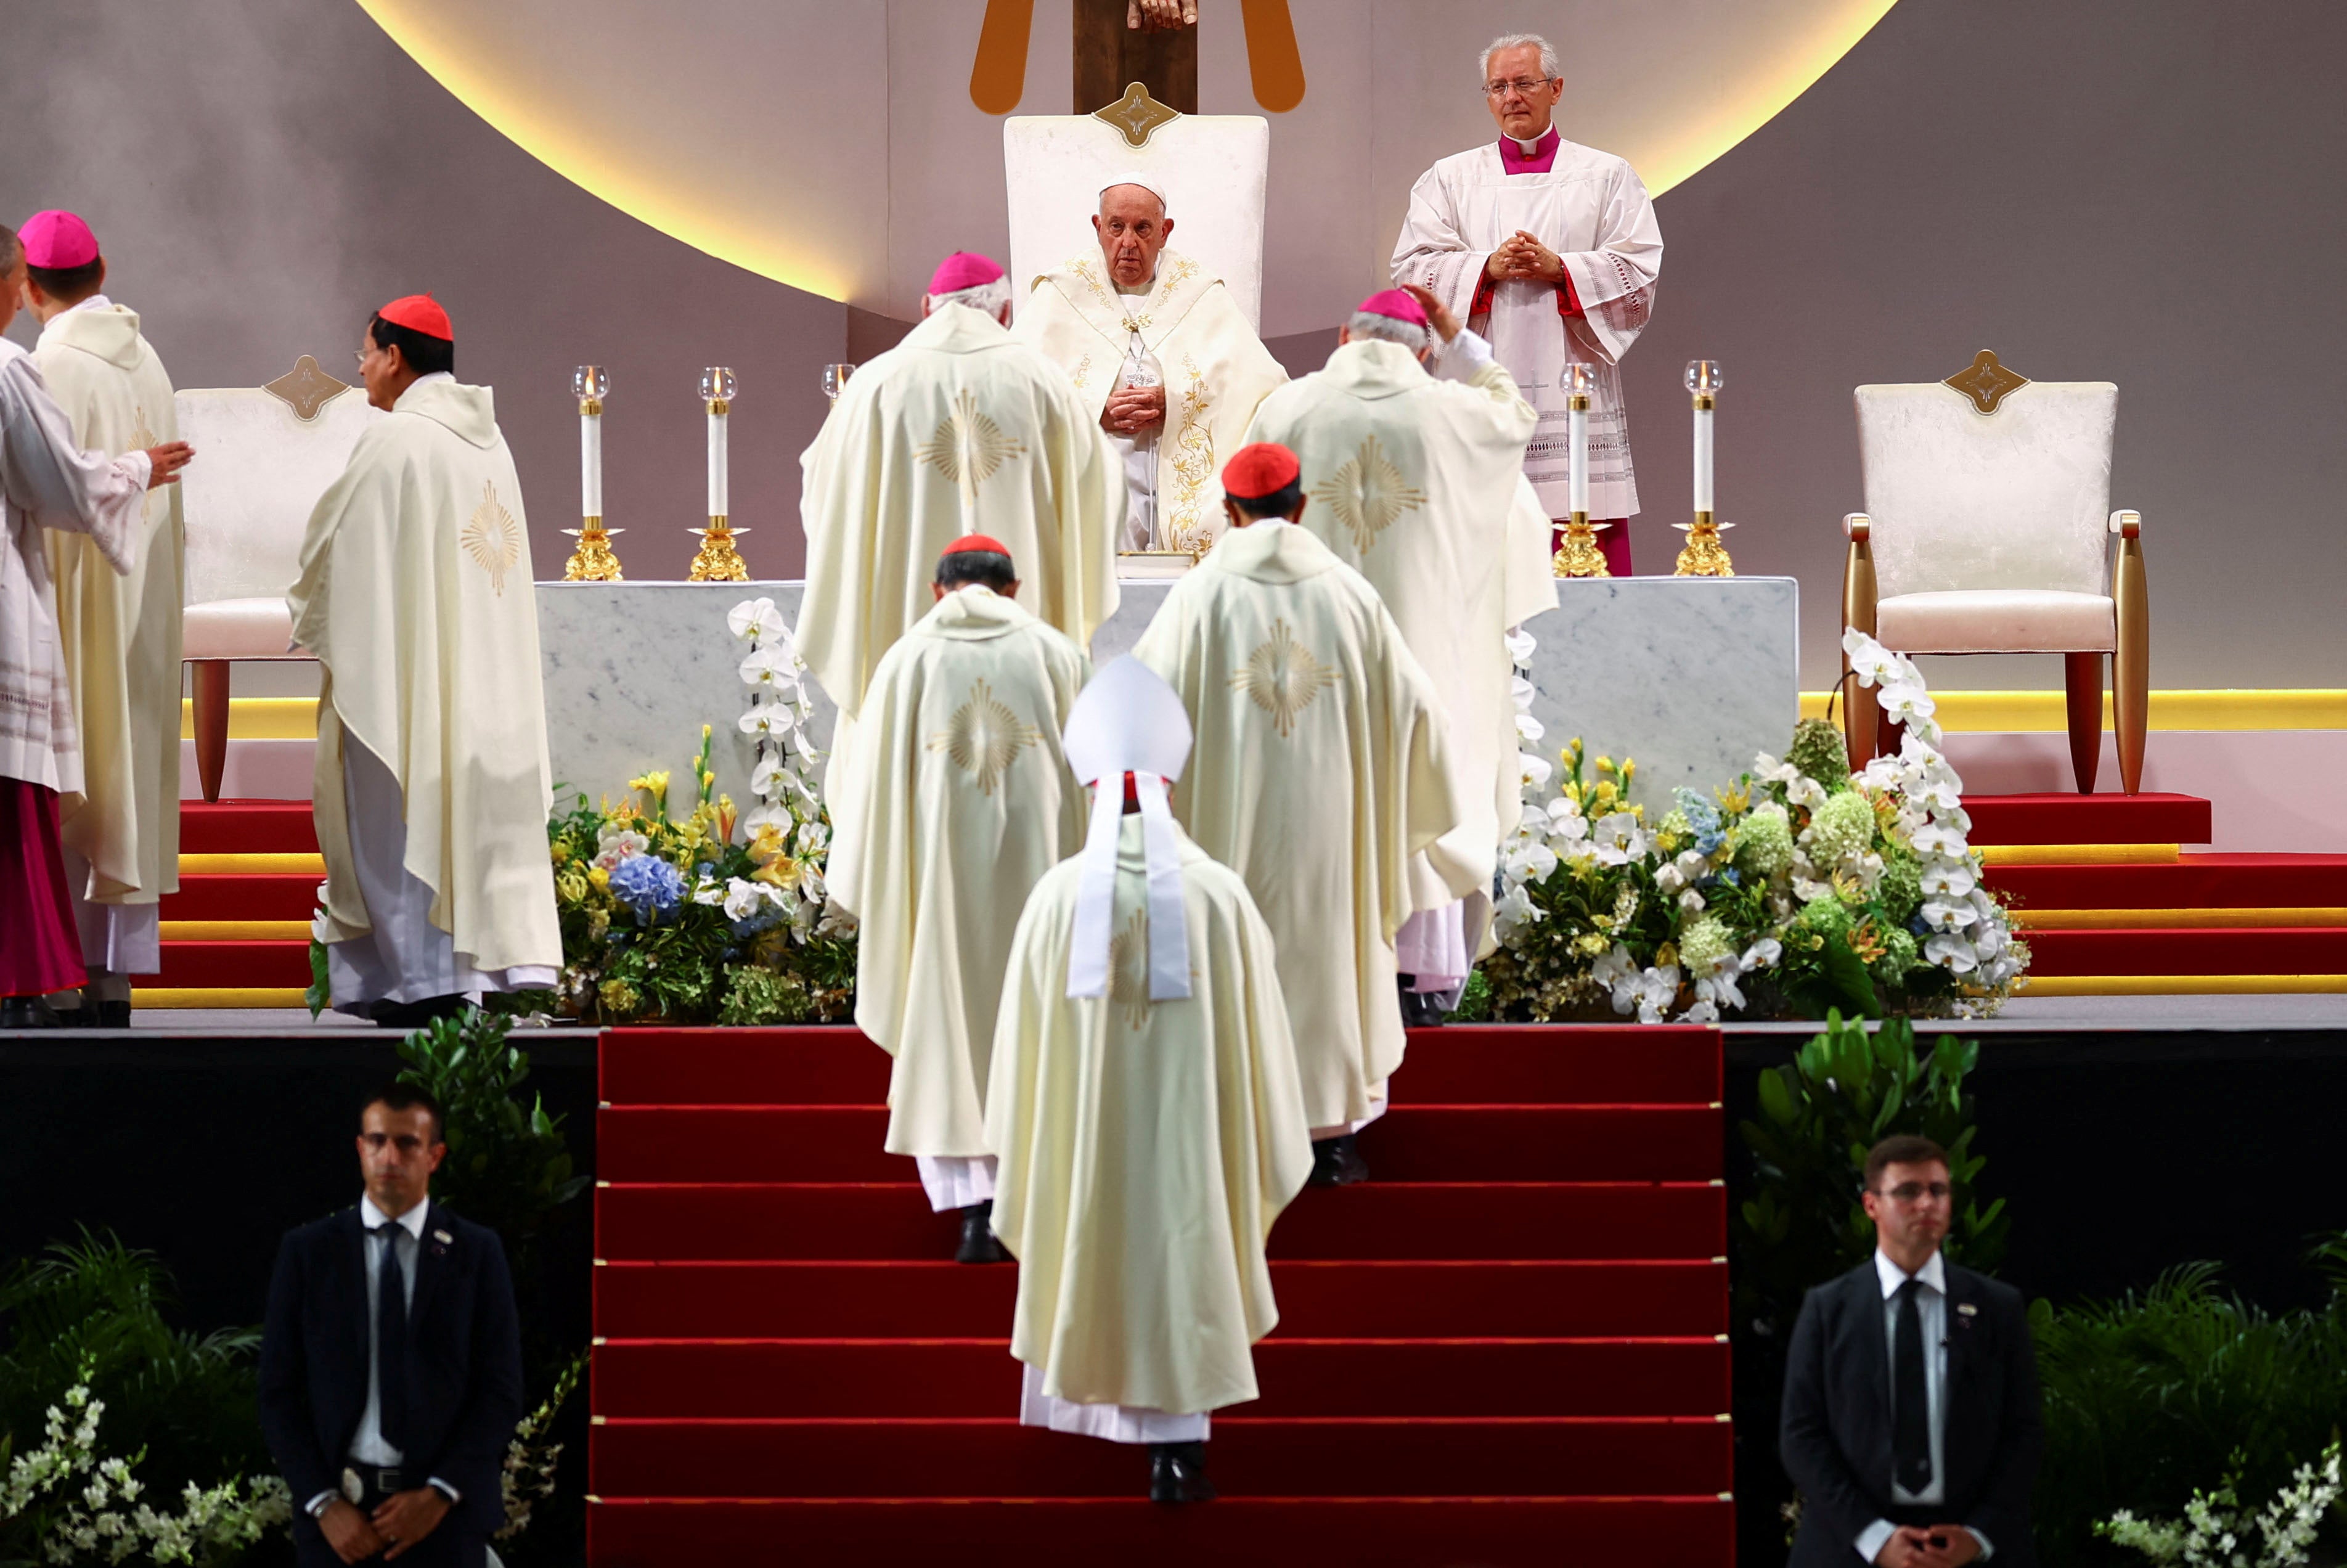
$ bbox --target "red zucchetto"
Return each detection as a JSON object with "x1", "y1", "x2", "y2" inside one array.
[
  {"x1": 1220, "y1": 442, "x2": 1300, "y2": 501},
  {"x1": 942, "y1": 533, "x2": 1012, "y2": 556},
  {"x1": 377, "y1": 293, "x2": 453, "y2": 340}
]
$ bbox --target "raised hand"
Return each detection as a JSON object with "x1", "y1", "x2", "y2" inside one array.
[{"x1": 144, "y1": 441, "x2": 194, "y2": 488}]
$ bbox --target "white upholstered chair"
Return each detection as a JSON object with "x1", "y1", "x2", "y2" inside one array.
[
  {"x1": 176, "y1": 357, "x2": 382, "y2": 800},
  {"x1": 1839, "y1": 356, "x2": 2148, "y2": 793}
]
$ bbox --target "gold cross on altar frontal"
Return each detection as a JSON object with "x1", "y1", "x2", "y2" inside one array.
[{"x1": 1943, "y1": 349, "x2": 2031, "y2": 414}]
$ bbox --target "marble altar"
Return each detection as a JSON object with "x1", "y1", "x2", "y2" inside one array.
[{"x1": 536, "y1": 576, "x2": 1801, "y2": 820}]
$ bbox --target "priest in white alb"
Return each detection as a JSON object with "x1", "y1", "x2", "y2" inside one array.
[
  {"x1": 288, "y1": 295, "x2": 560, "y2": 1027},
  {"x1": 1132, "y1": 444, "x2": 1467, "y2": 1188},
  {"x1": 1014, "y1": 176, "x2": 1287, "y2": 558},
  {"x1": 986, "y1": 655, "x2": 1311, "y2": 1505},
  {"x1": 20, "y1": 210, "x2": 184, "y2": 1025},
  {"x1": 1244, "y1": 287, "x2": 1557, "y2": 1019},
  {"x1": 826, "y1": 535, "x2": 1089, "y2": 1264},
  {"x1": 799, "y1": 252, "x2": 1123, "y2": 834},
  {"x1": 0, "y1": 219, "x2": 192, "y2": 1027},
  {"x1": 1392, "y1": 31, "x2": 1663, "y2": 576}
]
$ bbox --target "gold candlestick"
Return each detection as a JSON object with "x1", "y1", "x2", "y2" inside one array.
[
  {"x1": 562, "y1": 514, "x2": 626, "y2": 581},
  {"x1": 1553, "y1": 512, "x2": 1611, "y2": 578},
  {"x1": 563, "y1": 369, "x2": 625, "y2": 579},
  {"x1": 1675, "y1": 361, "x2": 1734, "y2": 576},
  {"x1": 688, "y1": 514, "x2": 750, "y2": 581},
  {"x1": 1673, "y1": 507, "x2": 1736, "y2": 577},
  {"x1": 1552, "y1": 372, "x2": 1609, "y2": 578}
]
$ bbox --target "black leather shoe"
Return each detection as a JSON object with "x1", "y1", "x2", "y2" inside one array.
[
  {"x1": 1148, "y1": 1442, "x2": 1215, "y2": 1505},
  {"x1": 370, "y1": 995, "x2": 470, "y2": 1029},
  {"x1": 1307, "y1": 1134, "x2": 1370, "y2": 1188},
  {"x1": 1, "y1": 997, "x2": 60, "y2": 1029},
  {"x1": 49, "y1": 1006, "x2": 94, "y2": 1028},
  {"x1": 955, "y1": 1201, "x2": 1011, "y2": 1264},
  {"x1": 96, "y1": 1000, "x2": 131, "y2": 1029}
]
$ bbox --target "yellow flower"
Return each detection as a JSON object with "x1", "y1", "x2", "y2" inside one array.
[
  {"x1": 1655, "y1": 940, "x2": 1678, "y2": 968},
  {"x1": 589, "y1": 865, "x2": 611, "y2": 892},
  {"x1": 1574, "y1": 933, "x2": 1610, "y2": 956},
  {"x1": 1716, "y1": 781, "x2": 1751, "y2": 814},
  {"x1": 716, "y1": 794, "x2": 738, "y2": 844},
  {"x1": 1620, "y1": 757, "x2": 1637, "y2": 785},
  {"x1": 748, "y1": 823, "x2": 789, "y2": 864},
  {"x1": 550, "y1": 841, "x2": 570, "y2": 865},
  {"x1": 629, "y1": 770, "x2": 671, "y2": 815},
  {"x1": 753, "y1": 855, "x2": 799, "y2": 888},
  {"x1": 1596, "y1": 755, "x2": 1616, "y2": 775},
  {"x1": 1566, "y1": 737, "x2": 1585, "y2": 760}
]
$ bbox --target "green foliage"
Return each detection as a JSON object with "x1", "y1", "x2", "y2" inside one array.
[
  {"x1": 304, "y1": 925, "x2": 329, "y2": 1019},
  {"x1": 716, "y1": 965, "x2": 814, "y2": 1026},
  {"x1": 1786, "y1": 717, "x2": 1852, "y2": 793},
  {"x1": 2031, "y1": 1250, "x2": 2347, "y2": 1566},
  {"x1": 1733, "y1": 1013, "x2": 2007, "y2": 1343},
  {"x1": 0, "y1": 1234, "x2": 271, "y2": 1533},
  {"x1": 1444, "y1": 970, "x2": 1494, "y2": 1023},
  {"x1": 394, "y1": 1010, "x2": 589, "y2": 1246}
]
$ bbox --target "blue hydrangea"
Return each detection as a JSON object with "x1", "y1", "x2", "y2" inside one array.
[
  {"x1": 609, "y1": 854, "x2": 685, "y2": 921},
  {"x1": 1673, "y1": 788, "x2": 1727, "y2": 857}
]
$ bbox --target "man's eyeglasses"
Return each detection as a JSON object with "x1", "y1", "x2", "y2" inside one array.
[
  {"x1": 1880, "y1": 1181, "x2": 1952, "y2": 1204},
  {"x1": 1485, "y1": 78, "x2": 1555, "y2": 99}
]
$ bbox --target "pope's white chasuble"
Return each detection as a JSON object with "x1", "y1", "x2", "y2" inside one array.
[
  {"x1": 1246, "y1": 340, "x2": 1557, "y2": 957},
  {"x1": 987, "y1": 814, "x2": 1312, "y2": 1416},
  {"x1": 1392, "y1": 139, "x2": 1663, "y2": 519},
  {"x1": 1132, "y1": 523, "x2": 1466, "y2": 1131},
  {"x1": 829, "y1": 584, "x2": 1090, "y2": 1159},
  {"x1": 798, "y1": 305, "x2": 1123, "y2": 724},
  {"x1": 288, "y1": 375, "x2": 560, "y2": 979},
  {"x1": 1014, "y1": 248, "x2": 1287, "y2": 557},
  {"x1": 33, "y1": 303, "x2": 182, "y2": 913}
]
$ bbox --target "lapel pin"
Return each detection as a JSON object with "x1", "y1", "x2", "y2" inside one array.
[
  {"x1": 433, "y1": 1230, "x2": 453, "y2": 1245},
  {"x1": 1956, "y1": 1302, "x2": 1978, "y2": 1315}
]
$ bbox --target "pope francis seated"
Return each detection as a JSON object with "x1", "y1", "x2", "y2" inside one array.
[{"x1": 1014, "y1": 174, "x2": 1286, "y2": 559}]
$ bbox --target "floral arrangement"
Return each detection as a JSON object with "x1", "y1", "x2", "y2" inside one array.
[
  {"x1": 2097, "y1": 1442, "x2": 2343, "y2": 1567},
  {"x1": 494, "y1": 1353, "x2": 582, "y2": 1542},
  {"x1": 545, "y1": 598, "x2": 856, "y2": 1024},
  {"x1": 0, "y1": 1371, "x2": 289, "y2": 1566},
  {"x1": 1480, "y1": 627, "x2": 2025, "y2": 1021}
]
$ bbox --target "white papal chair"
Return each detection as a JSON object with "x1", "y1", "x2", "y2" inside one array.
[
  {"x1": 176, "y1": 356, "x2": 382, "y2": 801},
  {"x1": 1839, "y1": 351, "x2": 2149, "y2": 794}
]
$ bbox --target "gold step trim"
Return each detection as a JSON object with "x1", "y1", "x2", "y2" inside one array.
[
  {"x1": 131, "y1": 987, "x2": 311, "y2": 1008},
  {"x1": 160, "y1": 920, "x2": 314, "y2": 941},
  {"x1": 179, "y1": 852, "x2": 326, "y2": 875},
  {"x1": 1797, "y1": 688, "x2": 2347, "y2": 732},
  {"x1": 1978, "y1": 843, "x2": 2178, "y2": 867},
  {"x1": 179, "y1": 696, "x2": 316, "y2": 741},
  {"x1": 2012, "y1": 907, "x2": 2347, "y2": 931},
  {"x1": 2023, "y1": 974, "x2": 2347, "y2": 996}
]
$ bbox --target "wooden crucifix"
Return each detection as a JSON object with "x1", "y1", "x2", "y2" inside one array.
[{"x1": 970, "y1": 0, "x2": 1303, "y2": 116}]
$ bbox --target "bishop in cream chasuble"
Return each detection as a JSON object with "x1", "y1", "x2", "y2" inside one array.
[
  {"x1": 1132, "y1": 444, "x2": 1466, "y2": 1177},
  {"x1": 1245, "y1": 288, "x2": 1557, "y2": 1000},
  {"x1": 826, "y1": 537, "x2": 1089, "y2": 1257},
  {"x1": 287, "y1": 296, "x2": 558, "y2": 1022}
]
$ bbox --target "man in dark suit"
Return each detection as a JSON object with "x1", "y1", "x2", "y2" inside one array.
[
  {"x1": 261, "y1": 1085, "x2": 523, "y2": 1565},
  {"x1": 1780, "y1": 1133, "x2": 2043, "y2": 1567}
]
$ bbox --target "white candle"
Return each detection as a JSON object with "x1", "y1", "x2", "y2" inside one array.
[
  {"x1": 1692, "y1": 401, "x2": 1715, "y2": 513},
  {"x1": 1567, "y1": 401, "x2": 1590, "y2": 517},
  {"x1": 706, "y1": 406, "x2": 728, "y2": 517},
  {"x1": 581, "y1": 407, "x2": 603, "y2": 517}
]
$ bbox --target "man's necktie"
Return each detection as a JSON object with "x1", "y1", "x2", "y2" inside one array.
[
  {"x1": 377, "y1": 1227, "x2": 410, "y2": 1454},
  {"x1": 1893, "y1": 1277, "x2": 1933, "y2": 1493}
]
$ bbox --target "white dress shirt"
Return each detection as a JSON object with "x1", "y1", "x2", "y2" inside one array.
[
  {"x1": 302, "y1": 1195, "x2": 459, "y2": 1517},
  {"x1": 1855, "y1": 1249, "x2": 1991, "y2": 1562}
]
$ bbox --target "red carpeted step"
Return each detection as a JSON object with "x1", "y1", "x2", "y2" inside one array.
[
  {"x1": 591, "y1": 1336, "x2": 1729, "y2": 1419},
  {"x1": 159, "y1": 874, "x2": 319, "y2": 921},
  {"x1": 1960, "y1": 791, "x2": 2211, "y2": 846},
  {"x1": 599, "y1": 1105, "x2": 1720, "y2": 1183},
  {"x1": 1390, "y1": 1025, "x2": 1720, "y2": 1105},
  {"x1": 1985, "y1": 852, "x2": 2347, "y2": 909},
  {"x1": 2022, "y1": 926, "x2": 2347, "y2": 977},
  {"x1": 596, "y1": 1181, "x2": 1725, "y2": 1263},
  {"x1": 586, "y1": 1494, "x2": 1735, "y2": 1567},
  {"x1": 177, "y1": 800, "x2": 318, "y2": 854},
  {"x1": 600, "y1": 1027, "x2": 884, "y2": 1106},
  {"x1": 594, "y1": 1260, "x2": 1726, "y2": 1339},
  {"x1": 153, "y1": 939, "x2": 312, "y2": 989},
  {"x1": 589, "y1": 1414, "x2": 1731, "y2": 1500}
]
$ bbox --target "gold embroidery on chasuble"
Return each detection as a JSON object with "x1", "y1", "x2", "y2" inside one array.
[
  {"x1": 460, "y1": 481, "x2": 521, "y2": 596},
  {"x1": 130, "y1": 405, "x2": 156, "y2": 451},
  {"x1": 1106, "y1": 907, "x2": 1154, "y2": 1031},
  {"x1": 926, "y1": 677, "x2": 1041, "y2": 797},
  {"x1": 918, "y1": 389, "x2": 1029, "y2": 488},
  {"x1": 1071, "y1": 354, "x2": 1093, "y2": 393},
  {"x1": 1310, "y1": 435, "x2": 1426, "y2": 554},
  {"x1": 1166, "y1": 356, "x2": 1215, "y2": 555},
  {"x1": 1230, "y1": 618, "x2": 1340, "y2": 739}
]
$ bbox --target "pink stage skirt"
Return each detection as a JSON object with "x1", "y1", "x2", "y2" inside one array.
[
  {"x1": 2, "y1": 778, "x2": 88, "y2": 996},
  {"x1": 1551, "y1": 517, "x2": 1634, "y2": 578}
]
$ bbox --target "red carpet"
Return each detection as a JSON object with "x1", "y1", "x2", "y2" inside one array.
[
  {"x1": 155, "y1": 801, "x2": 318, "y2": 1002},
  {"x1": 1966, "y1": 794, "x2": 2347, "y2": 993},
  {"x1": 589, "y1": 1025, "x2": 1734, "y2": 1566}
]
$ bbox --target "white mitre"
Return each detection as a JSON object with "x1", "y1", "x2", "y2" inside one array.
[{"x1": 1059, "y1": 655, "x2": 1193, "y2": 1001}]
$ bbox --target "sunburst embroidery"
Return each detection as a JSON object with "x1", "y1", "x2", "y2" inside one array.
[
  {"x1": 129, "y1": 405, "x2": 156, "y2": 451},
  {"x1": 1106, "y1": 907, "x2": 1154, "y2": 1032},
  {"x1": 460, "y1": 481, "x2": 522, "y2": 596},
  {"x1": 918, "y1": 388, "x2": 1028, "y2": 490},
  {"x1": 1229, "y1": 618, "x2": 1341, "y2": 739},
  {"x1": 1309, "y1": 434, "x2": 1426, "y2": 553},
  {"x1": 926, "y1": 677, "x2": 1040, "y2": 797}
]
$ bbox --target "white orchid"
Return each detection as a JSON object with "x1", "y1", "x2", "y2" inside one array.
[
  {"x1": 1504, "y1": 841, "x2": 1560, "y2": 883},
  {"x1": 1590, "y1": 812, "x2": 1647, "y2": 866},
  {"x1": 1909, "y1": 821, "x2": 1968, "y2": 857},
  {"x1": 722, "y1": 877, "x2": 779, "y2": 920},
  {"x1": 1924, "y1": 933, "x2": 1981, "y2": 973},
  {"x1": 1678, "y1": 888, "x2": 1707, "y2": 915},
  {"x1": 1752, "y1": 752, "x2": 1802, "y2": 785},
  {"x1": 738, "y1": 700, "x2": 800, "y2": 738},
  {"x1": 727, "y1": 597, "x2": 787, "y2": 641},
  {"x1": 1787, "y1": 775, "x2": 1829, "y2": 809},
  {"x1": 1740, "y1": 936, "x2": 1784, "y2": 971},
  {"x1": 1515, "y1": 710, "x2": 1546, "y2": 742},
  {"x1": 1919, "y1": 859, "x2": 1978, "y2": 897},
  {"x1": 1519, "y1": 751, "x2": 1554, "y2": 790},
  {"x1": 1632, "y1": 965, "x2": 1682, "y2": 1024},
  {"x1": 1920, "y1": 899, "x2": 1978, "y2": 932}
]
